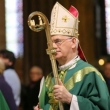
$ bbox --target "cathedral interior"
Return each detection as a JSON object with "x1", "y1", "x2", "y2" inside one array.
[
  {"x1": 0, "y1": 0, "x2": 109, "y2": 86},
  {"x1": 0, "y1": 0, "x2": 110, "y2": 83},
  {"x1": 0, "y1": 0, "x2": 110, "y2": 109},
  {"x1": 0, "y1": 0, "x2": 108, "y2": 83}
]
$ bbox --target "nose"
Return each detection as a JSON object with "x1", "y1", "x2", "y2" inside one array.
[{"x1": 52, "y1": 42, "x2": 57, "y2": 48}]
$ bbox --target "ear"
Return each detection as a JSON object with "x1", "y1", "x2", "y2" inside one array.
[{"x1": 71, "y1": 38, "x2": 77, "y2": 48}]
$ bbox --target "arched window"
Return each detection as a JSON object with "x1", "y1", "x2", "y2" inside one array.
[
  {"x1": 5, "y1": 0, "x2": 23, "y2": 58},
  {"x1": 105, "y1": 0, "x2": 110, "y2": 54},
  {"x1": 94, "y1": 0, "x2": 107, "y2": 56}
]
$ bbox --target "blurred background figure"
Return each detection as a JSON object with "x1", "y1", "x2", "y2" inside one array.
[
  {"x1": 0, "y1": 59, "x2": 17, "y2": 110},
  {"x1": 0, "y1": 49, "x2": 21, "y2": 107},
  {"x1": 103, "y1": 60, "x2": 110, "y2": 93},
  {"x1": 22, "y1": 65, "x2": 43, "y2": 110}
]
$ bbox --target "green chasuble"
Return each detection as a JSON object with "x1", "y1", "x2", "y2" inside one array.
[
  {"x1": 39, "y1": 60, "x2": 110, "y2": 110},
  {"x1": 0, "y1": 91, "x2": 10, "y2": 110}
]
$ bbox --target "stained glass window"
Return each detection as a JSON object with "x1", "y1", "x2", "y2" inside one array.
[
  {"x1": 5, "y1": 0, "x2": 23, "y2": 58},
  {"x1": 105, "y1": 0, "x2": 110, "y2": 54}
]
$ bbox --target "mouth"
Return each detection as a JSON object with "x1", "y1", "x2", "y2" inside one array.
[
  {"x1": 53, "y1": 51, "x2": 61, "y2": 56},
  {"x1": 56, "y1": 50, "x2": 60, "y2": 52},
  {"x1": 54, "y1": 51, "x2": 60, "y2": 54}
]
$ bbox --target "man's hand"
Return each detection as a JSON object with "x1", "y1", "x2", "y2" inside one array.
[
  {"x1": 34, "y1": 105, "x2": 39, "y2": 110},
  {"x1": 34, "y1": 104, "x2": 43, "y2": 110},
  {"x1": 53, "y1": 79, "x2": 72, "y2": 104}
]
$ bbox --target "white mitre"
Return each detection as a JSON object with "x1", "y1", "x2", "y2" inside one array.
[{"x1": 50, "y1": 2, "x2": 79, "y2": 37}]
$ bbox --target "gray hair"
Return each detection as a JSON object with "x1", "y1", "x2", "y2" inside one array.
[
  {"x1": 66, "y1": 36, "x2": 79, "y2": 49},
  {"x1": 76, "y1": 38, "x2": 79, "y2": 49}
]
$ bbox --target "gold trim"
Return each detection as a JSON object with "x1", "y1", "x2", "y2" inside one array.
[
  {"x1": 64, "y1": 66, "x2": 105, "y2": 91},
  {"x1": 45, "y1": 74, "x2": 54, "y2": 87},
  {"x1": 50, "y1": 28, "x2": 78, "y2": 37},
  {"x1": 45, "y1": 74, "x2": 58, "y2": 109}
]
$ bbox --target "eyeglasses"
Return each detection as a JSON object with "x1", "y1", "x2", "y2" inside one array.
[{"x1": 52, "y1": 38, "x2": 72, "y2": 46}]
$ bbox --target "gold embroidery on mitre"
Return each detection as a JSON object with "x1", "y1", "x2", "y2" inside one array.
[
  {"x1": 62, "y1": 15, "x2": 70, "y2": 22},
  {"x1": 51, "y1": 28, "x2": 72, "y2": 36},
  {"x1": 50, "y1": 2, "x2": 79, "y2": 37}
]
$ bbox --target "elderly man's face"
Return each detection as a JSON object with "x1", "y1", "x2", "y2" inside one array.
[{"x1": 51, "y1": 35, "x2": 75, "y2": 61}]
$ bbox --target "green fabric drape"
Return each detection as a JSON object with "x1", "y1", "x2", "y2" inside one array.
[
  {"x1": 39, "y1": 60, "x2": 110, "y2": 110},
  {"x1": 0, "y1": 91, "x2": 10, "y2": 110}
]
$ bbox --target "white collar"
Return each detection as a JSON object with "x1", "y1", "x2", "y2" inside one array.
[{"x1": 58, "y1": 55, "x2": 80, "y2": 71}]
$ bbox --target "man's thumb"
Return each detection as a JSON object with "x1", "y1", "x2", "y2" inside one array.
[{"x1": 58, "y1": 79, "x2": 63, "y2": 85}]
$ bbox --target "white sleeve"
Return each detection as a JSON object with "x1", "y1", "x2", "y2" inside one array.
[
  {"x1": 70, "y1": 95, "x2": 79, "y2": 110},
  {"x1": 38, "y1": 77, "x2": 45, "y2": 98}
]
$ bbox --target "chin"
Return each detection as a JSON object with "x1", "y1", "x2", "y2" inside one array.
[
  {"x1": 54, "y1": 52, "x2": 63, "y2": 59},
  {"x1": 54, "y1": 55, "x2": 63, "y2": 60}
]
